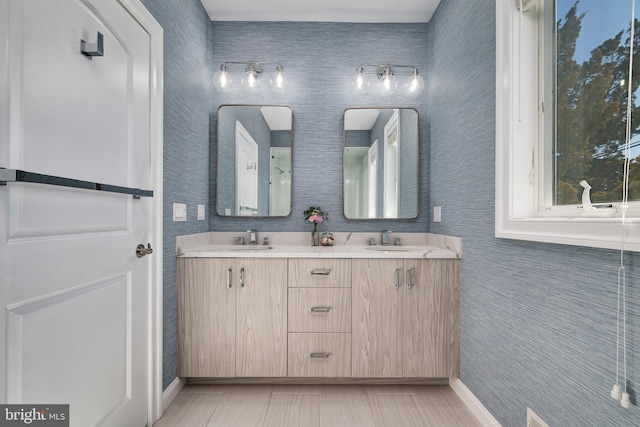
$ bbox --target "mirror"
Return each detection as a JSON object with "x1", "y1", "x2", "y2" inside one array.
[
  {"x1": 343, "y1": 108, "x2": 418, "y2": 219},
  {"x1": 216, "y1": 105, "x2": 293, "y2": 217}
]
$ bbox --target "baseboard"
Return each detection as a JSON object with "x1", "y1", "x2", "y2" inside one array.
[
  {"x1": 187, "y1": 377, "x2": 448, "y2": 385},
  {"x1": 449, "y1": 378, "x2": 502, "y2": 427},
  {"x1": 162, "y1": 377, "x2": 186, "y2": 412}
]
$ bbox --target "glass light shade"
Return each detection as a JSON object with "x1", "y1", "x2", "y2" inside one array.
[
  {"x1": 241, "y1": 64, "x2": 262, "y2": 90},
  {"x1": 270, "y1": 66, "x2": 287, "y2": 92},
  {"x1": 213, "y1": 65, "x2": 232, "y2": 90},
  {"x1": 351, "y1": 66, "x2": 369, "y2": 92},
  {"x1": 378, "y1": 67, "x2": 397, "y2": 94},
  {"x1": 404, "y1": 71, "x2": 424, "y2": 96}
]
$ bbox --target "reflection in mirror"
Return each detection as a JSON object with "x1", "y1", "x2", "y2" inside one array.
[
  {"x1": 217, "y1": 105, "x2": 292, "y2": 217},
  {"x1": 343, "y1": 108, "x2": 418, "y2": 219}
]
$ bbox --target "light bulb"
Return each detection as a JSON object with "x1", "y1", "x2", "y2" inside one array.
[
  {"x1": 378, "y1": 66, "x2": 397, "y2": 94},
  {"x1": 270, "y1": 65, "x2": 286, "y2": 92},
  {"x1": 241, "y1": 64, "x2": 262, "y2": 90},
  {"x1": 404, "y1": 69, "x2": 424, "y2": 96},
  {"x1": 352, "y1": 66, "x2": 368, "y2": 92},
  {"x1": 213, "y1": 64, "x2": 231, "y2": 90}
]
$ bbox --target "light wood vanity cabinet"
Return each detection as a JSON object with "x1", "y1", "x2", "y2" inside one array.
[
  {"x1": 178, "y1": 254, "x2": 459, "y2": 380},
  {"x1": 352, "y1": 258, "x2": 460, "y2": 378},
  {"x1": 177, "y1": 257, "x2": 287, "y2": 378},
  {"x1": 287, "y1": 259, "x2": 352, "y2": 377}
]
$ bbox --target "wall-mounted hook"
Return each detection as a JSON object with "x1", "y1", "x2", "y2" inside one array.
[{"x1": 81, "y1": 31, "x2": 104, "y2": 60}]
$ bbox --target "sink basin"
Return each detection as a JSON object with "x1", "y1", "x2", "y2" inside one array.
[{"x1": 365, "y1": 246, "x2": 418, "y2": 252}]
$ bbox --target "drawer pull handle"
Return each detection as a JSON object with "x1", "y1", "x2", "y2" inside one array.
[
  {"x1": 240, "y1": 267, "x2": 245, "y2": 288},
  {"x1": 395, "y1": 268, "x2": 401, "y2": 289},
  {"x1": 311, "y1": 269, "x2": 332, "y2": 276},
  {"x1": 310, "y1": 306, "x2": 332, "y2": 313},
  {"x1": 227, "y1": 267, "x2": 232, "y2": 288},
  {"x1": 310, "y1": 352, "x2": 332, "y2": 358},
  {"x1": 407, "y1": 267, "x2": 414, "y2": 289}
]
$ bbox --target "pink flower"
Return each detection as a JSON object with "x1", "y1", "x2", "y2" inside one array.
[{"x1": 308, "y1": 214, "x2": 324, "y2": 223}]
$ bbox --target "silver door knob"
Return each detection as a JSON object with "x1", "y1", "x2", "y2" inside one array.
[{"x1": 136, "y1": 243, "x2": 153, "y2": 258}]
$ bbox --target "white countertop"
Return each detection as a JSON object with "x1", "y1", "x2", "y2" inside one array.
[{"x1": 176, "y1": 232, "x2": 461, "y2": 259}]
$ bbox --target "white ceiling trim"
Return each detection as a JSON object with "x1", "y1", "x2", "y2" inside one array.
[{"x1": 201, "y1": 0, "x2": 441, "y2": 23}]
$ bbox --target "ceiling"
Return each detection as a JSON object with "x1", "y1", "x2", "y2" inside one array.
[
  {"x1": 200, "y1": 0, "x2": 441, "y2": 23},
  {"x1": 344, "y1": 109, "x2": 381, "y2": 131}
]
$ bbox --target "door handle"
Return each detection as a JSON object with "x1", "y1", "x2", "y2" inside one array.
[{"x1": 136, "y1": 243, "x2": 153, "y2": 258}]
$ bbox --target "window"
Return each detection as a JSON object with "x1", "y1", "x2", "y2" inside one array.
[
  {"x1": 496, "y1": 0, "x2": 640, "y2": 251},
  {"x1": 550, "y1": 0, "x2": 640, "y2": 207}
]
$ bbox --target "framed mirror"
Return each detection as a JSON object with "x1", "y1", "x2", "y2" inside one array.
[
  {"x1": 216, "y1": 105, "x2": 293, "y2": 217},
  {"x1": 343, "y1": 108, "x2": 418, "y2": 219}
]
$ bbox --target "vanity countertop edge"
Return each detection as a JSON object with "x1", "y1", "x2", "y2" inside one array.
[{"x1": 176, "y1": 232, "x2": 462, "y2": 259}]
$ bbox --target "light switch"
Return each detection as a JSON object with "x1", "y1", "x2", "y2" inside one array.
[
  {"x1": 197, "y1": 204, "x2": 205, "y2": 220},
  {"x1": 433, "y1": 206, "x2": 442, "y2": 223},
  {"x1": 224, "y1": 208, "x2": 231, "y2": 216},
  {"x1": 173, "y1": 203, "x2": 187, "y2": 222}
]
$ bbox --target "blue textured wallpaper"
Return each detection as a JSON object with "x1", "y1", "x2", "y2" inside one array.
[
  {"x1": 428, "y1": 0, "x2": 639, "y2": 425},
  {"x1": 139, "y1": 0, "x2": 213, "y2": 390},
  {"x1": 210, "y1": 22, "x2": 429, "y2": 232}
]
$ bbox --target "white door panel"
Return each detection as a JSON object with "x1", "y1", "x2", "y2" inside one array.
[{"x1": 0, "y1": 0, "x2": 153, "y2": 426}]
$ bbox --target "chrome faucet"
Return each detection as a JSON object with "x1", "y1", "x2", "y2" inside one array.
[
  {"x1": 381, "y1": 230, "x2": 392, "y2": 246},
  {"x1": 247, "y1": 229, "x2": 257, "y2": 245}
]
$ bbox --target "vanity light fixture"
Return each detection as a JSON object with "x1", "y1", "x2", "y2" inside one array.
[
  {"x1": 213, "y1": 61, "x2": 286, "y2": 92},
  {"x1": 352, "y1": 64, "x2": 424, "y2": 96}
]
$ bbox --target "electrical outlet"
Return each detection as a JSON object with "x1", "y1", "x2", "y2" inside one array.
[
  {"x1": 173, "y1": 203, "x2": 187, "y2": 222},
  {"x1": 433, "y1": 206, "x2": 442, "y2": 222},
  {"x1": 197, "y1": 204, "x2": 205, "y2": 220}
]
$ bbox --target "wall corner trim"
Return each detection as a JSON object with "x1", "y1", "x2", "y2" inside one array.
[
  {"x1": 450, "y1": 378, "x2": 502, "y2": 427},
  {"x1": 162, "y1": 377, "x2": 186, "y2": 414}
]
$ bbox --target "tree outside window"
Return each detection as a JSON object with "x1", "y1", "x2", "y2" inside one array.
[{"x1": 555, "y1": 0, "x2": 640, "y2": 204}]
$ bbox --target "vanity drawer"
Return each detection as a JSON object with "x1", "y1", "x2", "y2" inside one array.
[
  {"x1": 288, "y1": 288, "x2": 351, "y2": 332},
  {"x1": 288, "y1": 258, "x2": 351, "y2": 288},
  {"x1": 288, "y1": 333, "x2": 351, "y2": 377}
]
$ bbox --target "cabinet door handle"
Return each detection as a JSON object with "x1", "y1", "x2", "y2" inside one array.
[
  {"x1": 407, "y1": 267, "x2": 414, "y2": 289},
  {"x1": 395, "y1": 268, "x2": 401, "y2": 289},
  {"x1": 310, "y1": 306, "x2": 332, "y2": 313},
  {"x1": 240, "y1": 267, "x2": 245, "y2": 288},
  {"x1": 311, "y1": 269, "x2": 331, "y2": 276},
  {"x1": 309, "y1": 352, "x2": 332, "y2": 358},
  {"x1": 227, "y1": 267, "x2": 232, "y2": 288}
]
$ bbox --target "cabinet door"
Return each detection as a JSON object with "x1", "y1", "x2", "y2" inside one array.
[
  {"x1": 352, "y1": 259, "x2": 404, "y2": 377},
  {"x1": 403, "y1": 259, "x2": 460, "y2": 377},
  {"x1": 178, "y1": 258, "x2": 236, "y2": 377},
  {"x1": 236, "y1": 258, "x2": 288, "y2": 377}
]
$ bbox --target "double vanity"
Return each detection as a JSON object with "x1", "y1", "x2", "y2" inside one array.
[{"x1": 176, "y1": 232, "x2": 461, "y2": 383}]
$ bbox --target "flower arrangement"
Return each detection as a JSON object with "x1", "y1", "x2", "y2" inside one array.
[{"x1": 304, "y1": 206, "x2": 329, "y2": 245}]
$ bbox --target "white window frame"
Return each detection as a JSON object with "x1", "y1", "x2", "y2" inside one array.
[{"x1": 496, "y1": 0, "x2": 640, "y2": 252}]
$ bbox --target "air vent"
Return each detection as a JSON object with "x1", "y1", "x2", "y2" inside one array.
[{"x1": 527, "y1": 407, "x2": 550, "y2": 427}]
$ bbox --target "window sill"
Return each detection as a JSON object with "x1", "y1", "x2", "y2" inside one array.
[{"x1": 496, "y1": 216, "x2": 640, "y2": 252}]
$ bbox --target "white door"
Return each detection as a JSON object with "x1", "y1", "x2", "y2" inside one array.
[
  {"x1": 236, "y1": 121, "x2": 259, "y2": 216},
  {"x1": 368, "y1": 140, "x2": 378, "y2": 218},
  {"x1": 0, "y1": 1, "x2": 155, "y2": 426},
  {"x1": 383, "y1": 110, "x2": 399, "y2": 218}
]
